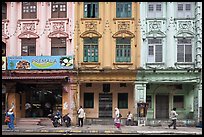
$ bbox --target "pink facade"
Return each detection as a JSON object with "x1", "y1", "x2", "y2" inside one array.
[{"x1": 2, "y1": 2, "x2": 74, "y2": 56}]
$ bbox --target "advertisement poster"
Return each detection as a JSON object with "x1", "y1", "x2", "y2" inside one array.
[
  {"x1": 7, "y1": 56, "x2": 73, "y2": 70},
  {"x1": 2, "y1": 57, "x2": 6, "y2": 70}
]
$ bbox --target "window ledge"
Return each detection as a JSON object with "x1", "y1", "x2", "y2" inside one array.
[
  {"x1": 174, "y1": 18, "x2": 195, "y2": 20},
  {"x1": 113, "y1": 18, "x2": 134, "y2": 21},
  {"x1": 113, "y1": 62, "x2": 133, "y2": 65},
  {"x1": 81, "y1": 62, "x2": 100, "y2": 65},
  {"x1": 146, "y1": 62, "x2": 165, "y2": 65},
  {"x1": 48, "y1": 18, "x2": 69, "y2": 21},
  {"x1": 18, "y1": 19, "x2": 40, "y2": 22},
  {"x1": 174, "y1": 62, "x2": 195, "y2": 65},
  {"x1": 2, "y1": 19, "x2": 9, "y2": 22},
  {"x1": 81, "y1": 18, "x2": 102, "y2": 21},
  {"x1": 146, "y1": 18, "x2": 166, "y2": 20}
]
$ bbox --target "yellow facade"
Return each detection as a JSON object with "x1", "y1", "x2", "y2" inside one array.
[{"x1": 74, "y1": 2, "x2": 141, "y2": 118}]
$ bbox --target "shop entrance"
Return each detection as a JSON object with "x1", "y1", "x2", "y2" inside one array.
[
  {"x1": 17, "y1": 84, "x2": 62, "y2": 117},
  {"x1": 156, "y1": 95, "x2": 169, "y2": 119},
  {"x1": 99, "y1": 93, "x2": 112, "y2": 118}
]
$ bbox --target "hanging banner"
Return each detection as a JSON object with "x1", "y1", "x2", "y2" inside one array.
[
  {"x1": 2, "y1": 57, "x2": 6, "y2": 70},
  {"x1": 7, "y1": 56, "x2": 74, "y2": 70}
]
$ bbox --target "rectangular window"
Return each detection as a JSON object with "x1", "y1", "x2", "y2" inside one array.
[
  {"x1": 86, "y1": 83, "x2": 92, "y2": 87},
  {"x1": 83, "y1": 38, "x2": 98, "y2": 62},
  {"x1": 2, "y1": 43, "x2": 6, "y2": 56},
  {"x1": 22, "y1": 2, "x2": 37, "y2": 19},
  {"x1": 118, "y1": 93, "x2": 128, "y2": 109},
  {"x1": 2, "y1": 3, "x2": 7, "y2": 19},
  {"x1": 51, "y1": 2, "x2": 67, "y2": 18},
  {"x1": 116, "y1": 2, "x2": 132, "y2": 18},
  {"x1": 84, "y1": 2, "x2": 99, "y2": 18},
  {"x1": 147, "y1": 39, "x2": 162, "y2": 62},
  {"x1": 146, "y1": 95, "x2": 152, "y2": 109},
  {"x1": 147, "y1": 2, "x2": 163, "y2": 18},
  {"x1": 84, "y1": 93, "x2": 94, "y2": 108},
  {"x1": 177, "y1": 2, "x2": 194, "y2": 18},
  {"x1": 21, "y1": 39, "x2": 36, "y2": 56},
  {"x1": 173, "y1": 95, "x2": 184, "y2": 108},
  {"x1": 116, "y1": 38, "x2": 131, "y2": 62},
  {"x1": 120, "y1": 83, "x2": 127, "y2": 87},
  {"x1": 177, "y1": 38, "x2": 192, "y2": 62},
  {"x1": 51, "y1": 38, "x2": 66, "y2": 56}
]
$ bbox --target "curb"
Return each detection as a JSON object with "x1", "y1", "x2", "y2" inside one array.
[{"x1": 2, "y1": 129, "x2": 202, "y2": 135}]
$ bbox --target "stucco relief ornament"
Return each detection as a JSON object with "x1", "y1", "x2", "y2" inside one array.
[
  {"x1": 22, "y1": 23, "x2": 35, "y2": 32},
  {"x1": 149, "y1": 21, "x2": 161, "y2": 31},
  {"x1": 118, "y1": 21, "x2": 130, "y2": 31},
  {"x1": 53, "y1": 22, "x2": 65, "y2": 31},
  {"x1": 85, "y1": 21, "x2": 97, "y2": 30},
  {"x1": 178, "y1": 21, "x2": 192, "y2": 31}
]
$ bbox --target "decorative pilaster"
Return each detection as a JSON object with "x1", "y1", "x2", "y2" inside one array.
[{"x1": 62, "y1": 83, "x2": 78, "y2": 125}]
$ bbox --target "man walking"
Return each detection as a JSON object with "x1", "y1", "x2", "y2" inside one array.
[{"x1": 168, "y1": 107, "x2": 178, "y2": 129}]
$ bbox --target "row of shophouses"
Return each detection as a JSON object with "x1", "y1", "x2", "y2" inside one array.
[{"x1": 2, "y1": 2, "x2": 202, "y2": 126}]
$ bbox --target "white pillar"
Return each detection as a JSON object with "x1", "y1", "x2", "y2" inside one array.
[
  {"x1": 9, "y1": 2, "x2": 18, "y2": 56},
  {"x1": 39, "y1": 2, "x2": 47, "y2": 56},
  {"x1": 134, "y1": 82, "x2": 147, "y2": 126},
  {"x1": 166, "y1": 2, "x2": 175, "y2": 67}
]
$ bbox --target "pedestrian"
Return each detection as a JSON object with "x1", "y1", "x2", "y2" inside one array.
[
  {"x1": 114, "y1": 107, "x2": 121, "y2": 129},
  {"x1": 63, "y1": 113, "x2": 71, "y2": 127},
  {"x1": 126, "y1": 111, "x2": 133, "y2": 126},
  {"x1": 25, "y1": 102, "x2": 32, "y2": 117},
  {"x1": 168, "y1": 107, "x2": 178, "y2": 129},
  {"x1": 6, "y1": 108, "x2": 15, "y2": 131},
  {"x1": 77, "y1": 106, "x2": 85, "y2": 127},
  {"x1": 56, "y1": 110, "x2": 62, "y2": 126}
]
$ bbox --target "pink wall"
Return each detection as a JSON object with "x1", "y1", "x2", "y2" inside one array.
[{"x1": 3, "y1": 2, "x2": 75, "y2": 57}]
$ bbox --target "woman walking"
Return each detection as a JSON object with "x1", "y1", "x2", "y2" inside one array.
[
  {"x1": 6, "y1": 108, "x2": 15, "y2": 131},
  {"x1": 114, "y1": 107, "x2": 121, "y2": 129}
]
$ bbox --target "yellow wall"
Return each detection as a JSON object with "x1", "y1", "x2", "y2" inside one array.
[
  {"x1": 74, "y1": 2, "x2": 141, "y2": 69},
  {"x1": 74, "y1": 2, "x2": 141, "y2": 119},
  {"x1": 80, "y1": 83, "x2": 134, "y2": 118}
]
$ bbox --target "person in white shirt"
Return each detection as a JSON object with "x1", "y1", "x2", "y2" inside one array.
[
  {"x1": 126, "y1": 111, "x2": 133, "y2": 126},
  {"x1": 77, "y1": 106, "x2": 85, "y2": 127},
  {"x1": 168, "y1": 108, "x2": 178, "y2": 129}
]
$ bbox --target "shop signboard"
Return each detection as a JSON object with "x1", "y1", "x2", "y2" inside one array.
[{"x1": 7, "y1": 56, "x2": 74, "y2": 70}]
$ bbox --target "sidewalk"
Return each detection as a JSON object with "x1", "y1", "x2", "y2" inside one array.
[{"x1": 2, "y1": 124, "x2": 202, "y2": 135}]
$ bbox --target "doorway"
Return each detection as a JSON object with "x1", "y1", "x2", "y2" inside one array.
[
  {"x1": 156, "y1": 95, "x2": 169, "y2": 119},
  {"x1": 99, "y1": 93, "x2": 112, "y2": 118},
  {"x1": 17, "y1": 84, "x2": 62, "y2": 117}
]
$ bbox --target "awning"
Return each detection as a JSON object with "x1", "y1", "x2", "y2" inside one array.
[{"x1": 2, "y1": 76, "x2": 67, "y2": 80}]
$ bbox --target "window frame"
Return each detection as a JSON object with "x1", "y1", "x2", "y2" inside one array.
[
  {"x1": 147, "y1": 38, "x2": 163, "y2": 63},
  {"x1": 22, "y1": 2, "x2": 37, "y2": 19},
  {"x1": 176, "y1": 2, "x2": 194, "y2": 18},
  {"x1": 84, "y1": 2, "x2": 99, "y2": 18},
  {"x1": 21, "y1": 39, "x2": 36, "y2": 56},
  {"x1": 51, "y1": 38, "x2": 66, "y2": 56},
  {"x1": 147, "y1": 2, "x2": 163, "y2": 18},
  {"x1": 51, "y1": 2, "x2": 67, "y2": 18},
  {"x1": 2, "y1": 43, "x2": 6, "y2": 56},
  {"x1": 116, "y1": 38, "x2": 131, "y2": 62},
  {"x1": 84, "y1": 93, "x2": 94, "y2": 108},
  {"x1": 116, "y1": 2, "x2": 132, "y2": 18},
  {"x1": 177, "y1": 38, "x2": 192, "y2": 62},
  {"x1": 146, "y1": 95, "x2": 152, "y2": 109},
  {"x1": 173, "y1": 95, "x2": 184, "y2": 109},
  {"x1": 2, "y1": 3, "x2": 7, "y2": 20},
  {"x1": 118, "y1": 93, "x2": 128, "y2": 109},
  {"x1": 83, "y1": 38, "x2": 99, "y2": 62}
]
